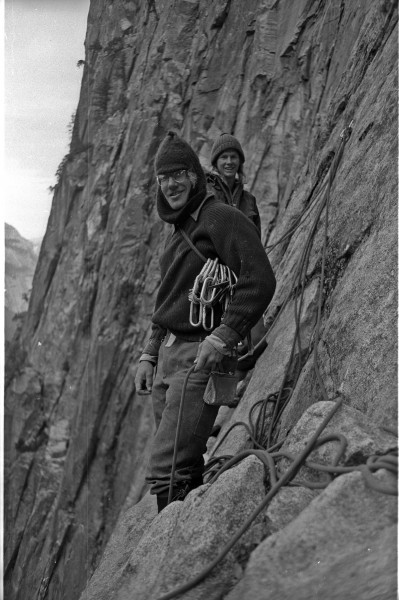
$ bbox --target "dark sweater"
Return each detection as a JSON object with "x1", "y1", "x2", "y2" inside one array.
[{"x1": 145, "y1": 195, "x2": 275, "y2": 354}]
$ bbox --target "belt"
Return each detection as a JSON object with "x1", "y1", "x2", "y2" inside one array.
[{"x1": 165, "y1": 329, "x2": 208, "y2": 345}]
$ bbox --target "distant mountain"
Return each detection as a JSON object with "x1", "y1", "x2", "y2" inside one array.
[
  {"x1": 5, "y1": 223, "x2": 39, "y2": 340},
  {"x1": 29, "y1": 236, "x2": 43, "y2": 255}
]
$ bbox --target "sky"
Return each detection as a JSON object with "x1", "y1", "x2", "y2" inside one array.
[{"x1": 4, "y1": 0, "x2": 90, "y2": 240}]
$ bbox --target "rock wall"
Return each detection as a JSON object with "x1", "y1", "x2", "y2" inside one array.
[
  {"x1": 4, "y1": 1, "x2": 397, "y2": 599},
  {"x1": 80, "y1": 402, "x2": 397, "y2": 600}
]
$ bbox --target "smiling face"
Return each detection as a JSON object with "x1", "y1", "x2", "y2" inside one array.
[
  {"x1": 159, "y1": 170, "x2": 193, "y2": 210},
  {"x1": 216, "y1": 150, "x2": 240, "y2": 183}
]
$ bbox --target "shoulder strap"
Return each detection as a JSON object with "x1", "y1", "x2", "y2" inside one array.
[{"x1": 177, "y1": 226, "x2": 207, "y2": 263}]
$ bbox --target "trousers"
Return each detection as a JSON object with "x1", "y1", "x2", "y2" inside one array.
[{"x1": 146, "y1": 334, "x2": 219, "y2": 496}]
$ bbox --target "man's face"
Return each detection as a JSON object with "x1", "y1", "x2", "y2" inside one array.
[
  {"x1": 158, "y1": 169, "x2": 192, "y2": 210},
  {"x1": 216, "y1": 150, "x2": 240, "y2": 180}
]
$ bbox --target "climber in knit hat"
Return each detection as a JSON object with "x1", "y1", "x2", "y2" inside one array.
[
  {"x1": 207, "y1": 132, "x2": 267, "y2": 376},
  {"x1": 135, "y1": 131, "x2": 276, "y2": 513},
  {"x1": 207, "y1": 132, "x2": 261, "y2": 234}
]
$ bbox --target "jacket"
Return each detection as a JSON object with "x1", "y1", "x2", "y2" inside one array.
[{"x1": 206, "y1": 171, "x2": 261, "y2": 235}]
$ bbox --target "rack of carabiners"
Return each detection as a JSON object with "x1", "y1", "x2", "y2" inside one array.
[{"x1": 188, "y1": 258, "x2": 237, "y2": 331}]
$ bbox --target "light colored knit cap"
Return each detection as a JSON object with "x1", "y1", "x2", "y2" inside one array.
[{"x1": 210, "y1": 133, "x2": 245, "y2": 166}]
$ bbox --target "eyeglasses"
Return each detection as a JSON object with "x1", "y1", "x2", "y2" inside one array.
[{"x1": 156, "y1": 169, "x2": 188, "y2": 186}]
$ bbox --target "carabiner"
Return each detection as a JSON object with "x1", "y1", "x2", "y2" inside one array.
[
  {"x1": 219, "y1": 264, "x2": 226, "y2": 285},
  {"x1": 228, "y1": 267, "x2": 237, "y2": 292},
  {"x1": 202, "y1": 304, "x2": 214, "y2": 331},
  {"x1": 200, "y1": 276, "x2": 217, "y2": 306},
  {"x1": 190, "y1": 274, "x2": 203, "y2": 304},
  {"x1": 201, "y1": 258, "x2": 214, "y2": 280},
  {"x1": 189, "y1": 299, "x2": 202, "y2": 327}
]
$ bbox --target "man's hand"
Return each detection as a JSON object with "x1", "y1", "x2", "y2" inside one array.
[
  {"x1": 194, "y1": 339, "x2": 224, "y2": 372},
  {"x1": 135, "y1": 361, "x2": 155, "y2": 395}
]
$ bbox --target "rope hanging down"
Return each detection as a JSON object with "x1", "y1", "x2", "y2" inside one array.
[
  {"x1": 156, "y1": 398, "x2": 381, "y2": 600},
  {"x1": 234, "y1": 121, "x2": 355, "y2": 449},
  {"x1": 158, "y1": 390, "x2": 397, "y2": 600},
  {"x1": 154, "y1": 122, "x2": 397, "y2": 600}
]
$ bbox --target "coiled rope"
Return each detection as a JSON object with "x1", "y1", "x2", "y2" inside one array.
[
  {"x1": 153, "y1": 122, "x2": 397, "y2": 600},
  {"x1": 156, "y1": 398, "x2": 345, "y2": 600},
  {"x1": 235, "y1": 122, "x2": 355, "y2": 450}
]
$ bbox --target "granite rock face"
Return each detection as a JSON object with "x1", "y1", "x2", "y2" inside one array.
[
  {"x1": 226, "y1": 470, "x2": 397, "y2": 600},
  {"x1": 80, "y1": 402, "x2": 396, "y2": 600},
  {"x1": 4, "y1": 1, "x2": 397, "y2": 599},
  {"x1": 81, "y1": 457, "x2": 269, "y2": 600}
]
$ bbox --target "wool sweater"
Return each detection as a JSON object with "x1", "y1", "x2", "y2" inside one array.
[{"x1": 144, "y1": 195, "x2": 275, "y2": 357}]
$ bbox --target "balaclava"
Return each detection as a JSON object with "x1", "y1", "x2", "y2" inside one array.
[
  {"x1": 210, "y1": 133, "x2": 245, "y2": 167},
  {"x1": 155, "y1": 131, "x2": 207, "y2": 225}
]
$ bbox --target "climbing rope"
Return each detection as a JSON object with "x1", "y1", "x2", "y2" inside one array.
[
  {"x1": 158, "y1": 408, "x2": 397, "y2": 600},
  {"x1": 206, "y1": 122, "x2": 364, "y2": 464},
  {"x1": 168, "y1": 364, "x2": 197, "y2": 505},
  {"x1": 154, "y1": 121, "x2": 397, "y2": 600},
  {"x1": 205, "y1": 390, "x2": 290, "y2": 466},
  {"x1": 264, "y1": 177, "x2": 329, "y2": 252},
  {"x1": 155, "y1": 398, "x2": 348, "y2": 600},
  {"x1": 234, "y1": 122, "x2": 354, "y2": 449}
]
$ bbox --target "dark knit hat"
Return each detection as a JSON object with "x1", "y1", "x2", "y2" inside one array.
[
  {"x1": 210, "y1": 133, "x2": 245, "y2": 166},
  {"x1": 155, "y1": 131, "x2": 208, "y2": 225},
  {"x1": 154, "y1": 131, "x2": 203, "y2": 178}
]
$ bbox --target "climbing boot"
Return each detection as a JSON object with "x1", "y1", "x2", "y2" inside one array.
[
  {"x1": 157, "y1": 476, "x2": 204, "y2": 513},
  {"x1": 189, "y1": 476, "x2": 203, "y2": 491}
]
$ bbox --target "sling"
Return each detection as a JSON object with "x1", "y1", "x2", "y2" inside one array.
[{"x1": 177, "y1": 226, "x2": 207, "y2": 262}]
